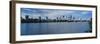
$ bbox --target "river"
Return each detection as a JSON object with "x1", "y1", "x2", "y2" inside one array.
[{"x1": 21, "y1": 22, "x2": 91, "y2": 35}]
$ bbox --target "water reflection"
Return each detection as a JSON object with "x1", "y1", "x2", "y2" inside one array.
[{"x1": 21, "y1": 22, "x2": 92, "y2": 35}]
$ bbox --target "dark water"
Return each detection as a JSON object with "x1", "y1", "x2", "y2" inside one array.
[{"x1": 21, "y1": 22, "x2": 91, "y2": 35}]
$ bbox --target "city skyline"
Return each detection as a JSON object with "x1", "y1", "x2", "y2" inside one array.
[{"x1": 21, "y1": 8, "x2": 92, "y2": 20}]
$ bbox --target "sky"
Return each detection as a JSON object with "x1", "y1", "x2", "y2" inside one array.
[{"x1": 21, "y1": 8, "x2": 92, "y2": 20}]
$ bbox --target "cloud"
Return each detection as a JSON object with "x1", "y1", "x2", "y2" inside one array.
[{"x1": 21, "y1": 8, "x2": 92, "y2": 20}]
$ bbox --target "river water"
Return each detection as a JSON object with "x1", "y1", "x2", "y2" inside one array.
[{"x1": 21, "y1": 22, "x2": 91, "y2": 35}]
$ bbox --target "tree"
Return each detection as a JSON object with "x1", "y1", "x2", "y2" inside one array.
[
  {"x1": 38, "y1": 16, "x2": 41, "y2": 22},
  {"x1": 46, "y1": 16, "x2": 48, "y2": 20},
  {"x1": 39, "y1": 16, "x2": 41, "y2": 20},
  {"x1": 25, "y1": 15, "x2": 29, "y2": 20}
]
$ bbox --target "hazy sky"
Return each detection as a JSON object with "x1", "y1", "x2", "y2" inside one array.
[{"x1": 21, "y1": 8, "x2": 92, "y2": 20}]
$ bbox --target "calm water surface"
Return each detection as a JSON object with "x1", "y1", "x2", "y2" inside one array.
[{"x1": 21, "y1": 22, "x2": 91, "y2": 35}]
